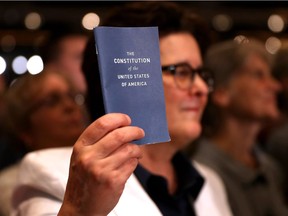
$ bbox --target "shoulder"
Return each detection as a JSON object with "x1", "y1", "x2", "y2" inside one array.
[
  {"x1": 20, "y1": 147, "x2": 72, "y2": 174},
  {"x1": 193, "y1": 138, "x2": 223, "y2": 160},
  {"x1": 21, "y1": 147, "x2": 73, "y2": 166},
  {"x1": 14, "y1": 147, "x2": 72, "y2": 203},
  {"x1": 12, "y1": 147, "x2": 73, "y2": 215}
]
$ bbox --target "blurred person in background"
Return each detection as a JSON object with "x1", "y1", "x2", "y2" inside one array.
[
  {"x1": 40, "y1": 26, "x2": 88, "y2": 94},
  {"x1": 0, "y1": 27, "x2": 89, "y2": 172},
  {"x1": 192, "y1": 39, "x2": 288, "y2": 216},
  {"x1": 0, "y1": 70, "x2": 86, "y2": 216},
  {"x1": 264, "y1": 46, "x2": 288, "y2": 204},
  {"x1": 0, "y1": 75, "x2": 22, "y2": 171},
  {"x1": 12, "y1": 2, "x2": 232, "y2": 216}
]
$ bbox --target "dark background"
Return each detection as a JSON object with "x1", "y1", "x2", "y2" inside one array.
[{"x1": 1, "y1": 1, "x2": 288, "y2": 83}]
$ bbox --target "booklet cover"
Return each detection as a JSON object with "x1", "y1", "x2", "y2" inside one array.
[{"x1": 93, "y1": 26, "x2": 170, "y2": 145}]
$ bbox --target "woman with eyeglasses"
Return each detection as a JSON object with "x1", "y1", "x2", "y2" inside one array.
[
  {"x1": 5, "y1": 71, "x2": 86, "y2": 151},
  {"x1": 12, "y1": 2, "x2": 232, "y2": 216},
  {"x1": 0, "y1": 70, "x2": 86, "y2": 216}
]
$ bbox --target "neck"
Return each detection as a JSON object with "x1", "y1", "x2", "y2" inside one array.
[
  {"x1": 211, "y1": 117, "x2": 262, "y2": 168},
  {"x1": 139, "y1": 142, "x2": 178, "y2": 194}
]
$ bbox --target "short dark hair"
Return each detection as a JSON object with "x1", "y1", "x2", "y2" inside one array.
[
  {"x1": 82, "y1": 2, "x2": 211, "y2": 121},
  {"x1": 40, "y1": 23, "x2": 87, "y2": 64},
  {"x1": 102, "y1": 2, "x2": 211, "y2": 56}
]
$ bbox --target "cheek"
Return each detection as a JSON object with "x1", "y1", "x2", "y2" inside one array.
[
  {"x1": 28, "y1": 116, "x2": 51, "y2": 138},
  {"x1": 238, "y1": 86, "x2": 266, "y2": 108},
  {"x1": 229, "y1": 83, "x2": 253, "y2": 105},
  {"x1": 229, "y1": 90, "x2": 253, "y2": 113},
  {"x1": 29, "y1": 118, "x2": 48, "y2": 133},
  {"x1": 30, "y1": 111, "x2": 60, "y2": 128},
  {"x1": 229, "y1": 88, "x2": 275, "y2": 118},
  {"x1": 163, "y1": 83, "x2": 180, "y2": 120}
]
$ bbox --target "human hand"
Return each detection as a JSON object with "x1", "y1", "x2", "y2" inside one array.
[{"x1": 58, "y1": 113, "x2": 144, "y2": 216}]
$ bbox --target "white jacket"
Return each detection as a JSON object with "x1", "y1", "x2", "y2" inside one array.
[{"x1": 12, "y1": 147, "x2": 232, "y2": 216}]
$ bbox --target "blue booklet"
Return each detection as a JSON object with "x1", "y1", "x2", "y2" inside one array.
[{"x1": 93, "y1": 26, "x2": 170, "y2": 145}]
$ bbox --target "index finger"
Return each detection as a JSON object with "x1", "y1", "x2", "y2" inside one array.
[{"x1": 77, "y1": 113, "x2": 131, "y2": 147}]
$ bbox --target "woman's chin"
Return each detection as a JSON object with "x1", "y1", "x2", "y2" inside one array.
[{"x1": 179, "y1": 123, "x2": 202, "y2": 143}]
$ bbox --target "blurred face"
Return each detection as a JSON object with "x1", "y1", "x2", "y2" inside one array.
[
  {"x1": 57, "y1": 36, "x2": 88, "y2": 94},
  {"x1": 160, "y1": 33, "x2": 209, "y2": 147},
  {"x1": 220, "y1": 54, "x2": 280, "y2": 121},
  {"x1": 25, "y1": 73, "x2": 85, "y2": 150}
]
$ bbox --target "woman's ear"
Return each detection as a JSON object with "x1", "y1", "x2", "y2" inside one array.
[{"x1": 211, "y1": 87, "x2": 230, "y2": 108}]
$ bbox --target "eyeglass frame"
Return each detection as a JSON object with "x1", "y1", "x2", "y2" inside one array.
[
  {"x1": 161, "y1": 62, "x2": 214, "y2": 92},
  {"x1": 27, "y1": 91, "x2": 85, "y2": 115}
]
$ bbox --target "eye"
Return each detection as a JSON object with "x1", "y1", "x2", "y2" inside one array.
[
  {"x1": 41, "y1": 93, "x2": 61, "y2": 107},
  {"x1": 250, "y1": 70, "x2": 266, "y2": 80},
  {"x1": 175, "y1": 65, "x2": 191, "y2": 80}
]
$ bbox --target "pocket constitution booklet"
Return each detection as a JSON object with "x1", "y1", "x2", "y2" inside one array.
[{"x1": 93, "y1": 26, "x2": 170, "y2": 145}]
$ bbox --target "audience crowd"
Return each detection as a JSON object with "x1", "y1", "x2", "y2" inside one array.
[{"x1": 0, "y1": 2, "x2": 288, "y2": 216}]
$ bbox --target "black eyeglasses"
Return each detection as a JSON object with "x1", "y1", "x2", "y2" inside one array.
[{"x1": 162, "y1": 63, "x2": 214, "y2": 92}]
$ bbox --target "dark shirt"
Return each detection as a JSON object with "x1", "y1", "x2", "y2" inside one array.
[
  {"x1": 0, "y1": 136, "x2": 26, "y2": 170},
  {"x1": 134, "y1": 152, "x2": 204, "y2": 216},
  {"x1": 194, "y1": 138, "x2": 288, "y2": 216}
]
